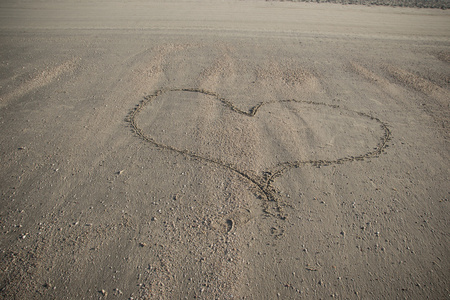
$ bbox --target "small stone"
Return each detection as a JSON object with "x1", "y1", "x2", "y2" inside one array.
[
  {"x1": 100, "y1": 289, "x2": 107, "y2": 296},
  {"x1": 113, "y1": 288, "x2": 123, "y2": 295}
]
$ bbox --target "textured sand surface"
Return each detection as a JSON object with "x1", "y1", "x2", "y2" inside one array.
[{"x1": 0, "y1": 1, "x2": 449, "y2": 299}]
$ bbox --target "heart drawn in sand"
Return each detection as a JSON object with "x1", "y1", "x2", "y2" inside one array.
[{"x1": 127, "y1": 88, "x2": 391, "y2": 219}]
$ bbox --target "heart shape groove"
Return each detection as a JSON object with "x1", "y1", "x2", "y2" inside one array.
[{"x1": 127, "y1": 88, "x2": 391, "y2": 219}]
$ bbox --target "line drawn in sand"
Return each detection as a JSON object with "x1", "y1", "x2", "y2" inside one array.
[{"x1": 127, "y1": 88, "x2": 391, "y2": 232}]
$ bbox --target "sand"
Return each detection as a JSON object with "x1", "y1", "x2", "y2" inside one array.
[{"x1": 0, "y1": 0, "x2": 449, "y2": 299}]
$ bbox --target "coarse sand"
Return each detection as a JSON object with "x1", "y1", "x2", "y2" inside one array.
[{"x1": 0, "y1": 1, "x2": 449, "y2": 299}]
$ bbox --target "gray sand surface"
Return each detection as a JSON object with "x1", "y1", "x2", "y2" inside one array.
[{"x1": 1, "y1": 1, "x2": 449, "y2": 299}]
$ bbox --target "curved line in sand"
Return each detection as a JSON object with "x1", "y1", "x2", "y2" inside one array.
[{"x1": 127, "y1": 88, "x2": 391, "y2": 220}]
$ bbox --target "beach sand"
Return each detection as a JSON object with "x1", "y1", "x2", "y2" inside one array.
[{"x1": 0, "y1": 1, "x2": 449, "y2": 298}]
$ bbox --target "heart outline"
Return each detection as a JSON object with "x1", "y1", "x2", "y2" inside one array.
[{"x1": 127, "y1": 88, "x2": 391, "y2": 220}]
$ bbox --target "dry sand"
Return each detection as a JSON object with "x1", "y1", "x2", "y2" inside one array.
[{"x1": 0, "y1": 0, "x2": 449, "y2": 299}]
